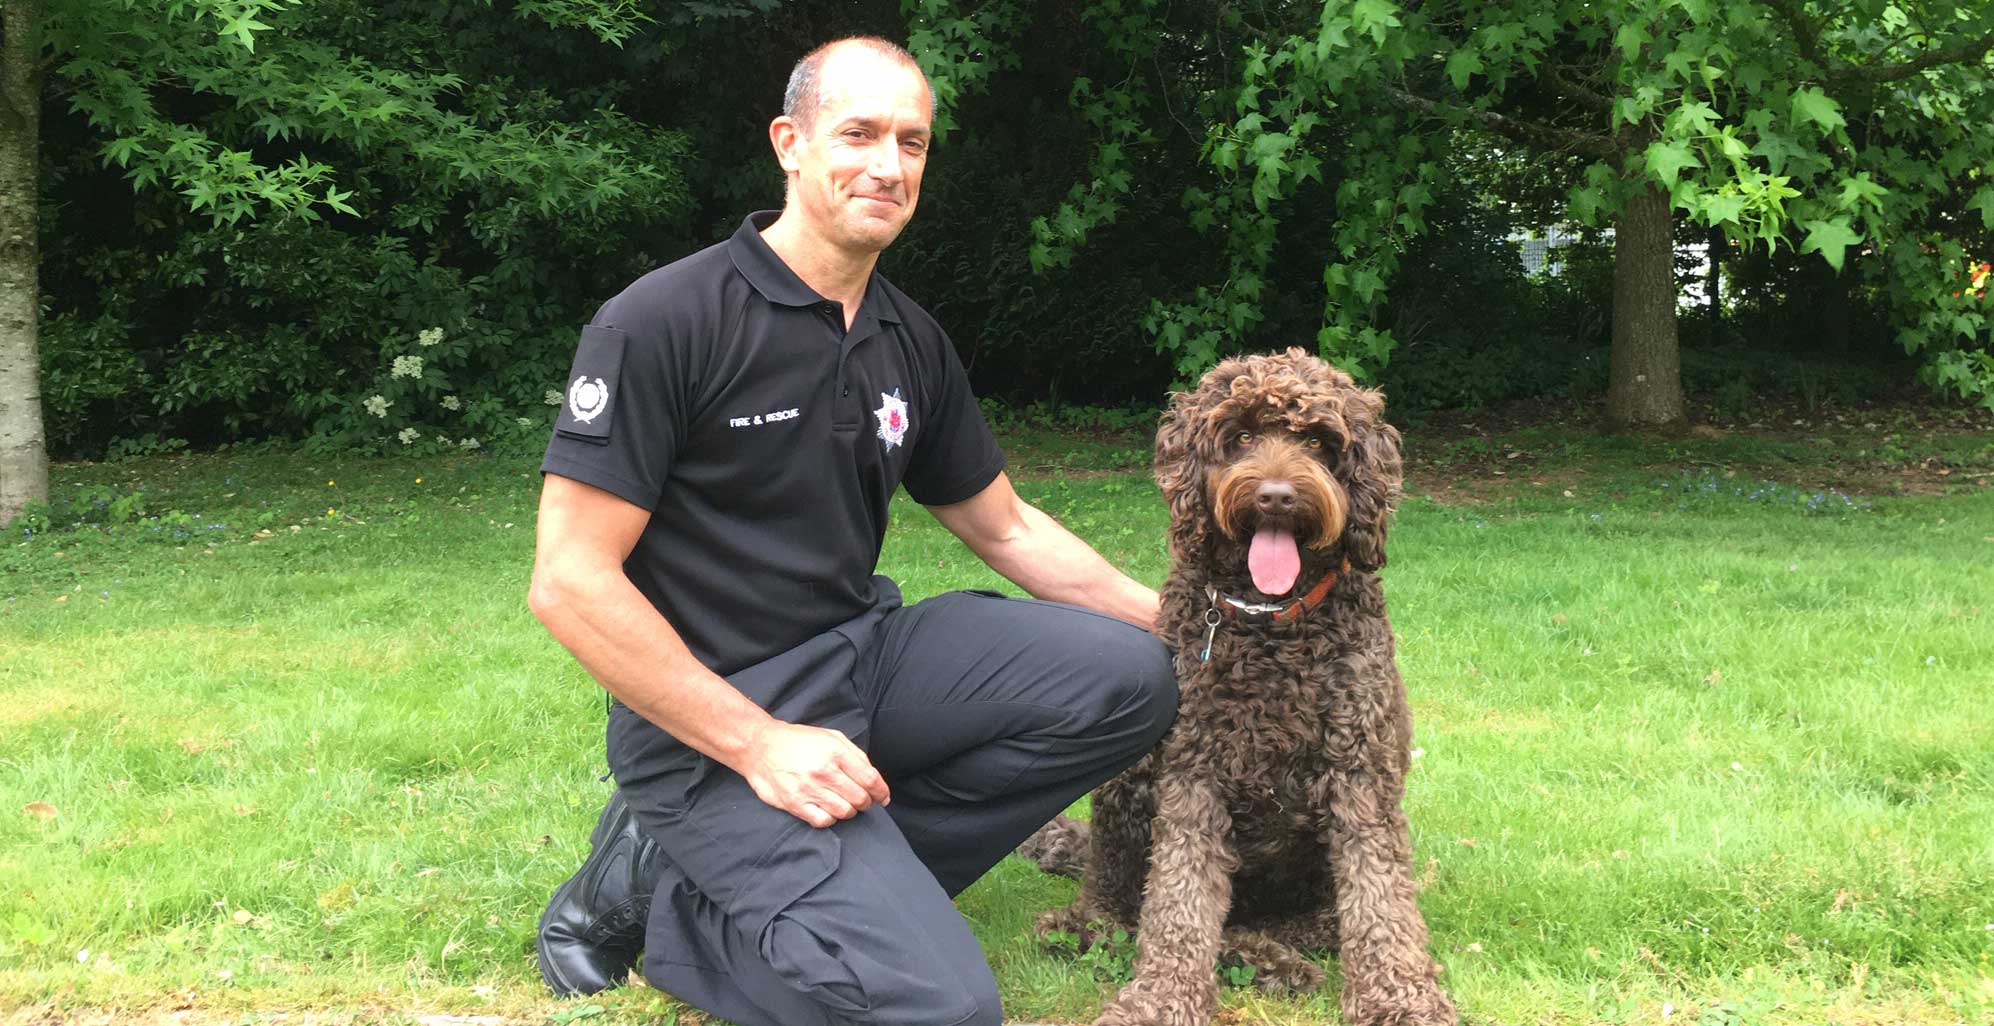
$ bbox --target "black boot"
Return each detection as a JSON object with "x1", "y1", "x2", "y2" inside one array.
[{"x1": 536, "y1": 788, "x2": 664, "y2": 996}]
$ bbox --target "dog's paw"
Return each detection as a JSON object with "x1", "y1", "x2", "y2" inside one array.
[
  {"x1": 1346, "y1": 989, "x2": 1458, "y2": 1026},
  {"x1": 1094, "y1": 978, "x2": 1213, "y2": 1026},
  {"x1": 1035, "y1": 905, "x2": 1095, "y2": 947},
  {"x1": 1250, "y1": 957, "x2": 1324, "y2": 995}
]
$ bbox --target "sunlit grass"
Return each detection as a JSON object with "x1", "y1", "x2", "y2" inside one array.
[{"x1": 3, "y1": 424, "x2": 1992, "y2": 1024}]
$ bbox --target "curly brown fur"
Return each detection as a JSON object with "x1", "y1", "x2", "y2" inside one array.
[
  {"x1": 1023, "y1": 349, "x2": 1456, "y2": 1026},
  {"x1": 1017, "y1": 815, "x2": 1089, "y2": 880}
]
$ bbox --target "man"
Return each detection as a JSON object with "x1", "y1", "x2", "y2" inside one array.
[{"x1": 527, "y1": 36, "x2": 1176, "y2": 1026}]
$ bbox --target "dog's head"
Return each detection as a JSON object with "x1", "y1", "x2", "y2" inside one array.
[{"x1": 1154, "y1": 347, "x2": 1403, "y2": 594}]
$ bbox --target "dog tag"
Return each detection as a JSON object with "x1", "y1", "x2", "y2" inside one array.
[{"x1": 1200, "y1": 607, "x2": 1221, "y2": 662}]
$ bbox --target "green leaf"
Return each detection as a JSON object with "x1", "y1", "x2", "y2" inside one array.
[
  {"x1": 1352, "y1": 0, "x2": 1401, "y2": 44},
  {"x1": 1643, "y1": 139, "x2": 1703, "y2": 186},
  {"x1": 1445, "y1": 48, "x2": 1484, "y2": 90},
  {"x1": 1701, "y1": 192, "x2": 1747, "y2": 225},
  {"x1": 1669, "y1": 100, "x2": 1717, "y2": 136},
  {"x1": 1967, "y1": 187, "x2": 1994, "y2": 230},
  {"x1": 1570, "y1": 185, "x2": 1604, "y2": 224},
  {"x1": 1799, "y1": 217, "x2": 1862, "y2": 271},
  {"x1": 1790, "y1": 87, "x2": 1845, "y2": 134},
  {"x1": 1835, "y1": 172, "x2": 1888, "y2": 213},
  {"x1": 1615, "y1": 23, "x2": 1650, "y2": 59}
]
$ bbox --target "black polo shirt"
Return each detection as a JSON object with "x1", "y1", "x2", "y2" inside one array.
[{"x1": 540, "y1": 211, "x2": 1006, "y2": 676}]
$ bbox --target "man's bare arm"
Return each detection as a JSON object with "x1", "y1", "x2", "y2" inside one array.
[
  {"x1": 926, "y1": 471, "x2": 1160, "y2": 631},
  {"x1": 527, "y1": 474, "x2": 888, "y2": 827}
]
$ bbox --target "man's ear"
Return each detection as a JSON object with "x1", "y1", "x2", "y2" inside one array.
[{"x1": 769, "y1": 116, "x2": 803, "y2": 174}]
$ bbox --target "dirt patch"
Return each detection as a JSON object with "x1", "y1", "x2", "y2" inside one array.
[{"x1": 1400, "y1": 393, "x2": 1994, "y2": 504}]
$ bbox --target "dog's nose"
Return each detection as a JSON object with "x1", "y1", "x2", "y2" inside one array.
[{"x1": 1255, "y1": 481, "x2": 1297, "y2": 513}]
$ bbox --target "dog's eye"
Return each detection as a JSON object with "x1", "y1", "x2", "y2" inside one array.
[
  {"x1": 1305, "y1": 437, "x2": 1323, "y2": 450},
  {"x1": 1235, "y1": 431, "x2": 1253, "y2": 447}
]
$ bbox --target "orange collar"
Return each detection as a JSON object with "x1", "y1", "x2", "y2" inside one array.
[{"x1": 1204, "y1": 559, "x2": 1352, "y2": 625}]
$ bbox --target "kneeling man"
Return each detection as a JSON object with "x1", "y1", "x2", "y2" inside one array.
[{"x1": 527, "y1": 35, "x2": 1176, "y2": 1026}]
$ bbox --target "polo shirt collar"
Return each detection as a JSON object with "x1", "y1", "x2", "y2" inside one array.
[{"x1": 729, "y1": 210, "x2": 903, "y2": 326}]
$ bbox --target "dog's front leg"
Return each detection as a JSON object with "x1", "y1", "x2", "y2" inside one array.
[
  {"x1": 1095, "y1": 770, "x2": 1236, "y2": 1026},
  {"x1": 1324, "y1": 771, "x2": 1457, "y2": 1026}
]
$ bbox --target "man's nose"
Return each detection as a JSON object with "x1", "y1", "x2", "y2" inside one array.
[{"x1": 867, "y1": 140, "x2": 904, "y2": 186}]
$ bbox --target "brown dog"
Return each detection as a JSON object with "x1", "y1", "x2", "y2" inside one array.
[{"x1": 1019, "y1": 348, "x2": 1456, "y2": 1026}]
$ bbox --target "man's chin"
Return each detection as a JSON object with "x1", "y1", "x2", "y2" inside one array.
[{"x1": 841, "y1": 215, "x2": 910, "y2": 252}]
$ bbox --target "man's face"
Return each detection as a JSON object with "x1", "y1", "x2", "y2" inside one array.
[{"x1": 774, "y1": 48, "x2": 932, "y2": 254}]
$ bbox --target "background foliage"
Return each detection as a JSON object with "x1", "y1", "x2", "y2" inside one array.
[{"x1": 29, "y1": 0, "x2": 1994, "y2": 460}]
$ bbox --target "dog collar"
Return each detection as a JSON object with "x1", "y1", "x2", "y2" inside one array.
[
  {"x1": 1205, "y1": 559, "x2": 1351, "y2": 625},
  {"x1": 1198, "y1": 559, "x2": 1352, "y2": 661}
]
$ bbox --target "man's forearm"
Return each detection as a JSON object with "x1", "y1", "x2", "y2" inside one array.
[
  {"x1": 529, "y1": 565, "x2": 775, "y2": 768},
  {"x1": 980, "y1": 501, "x2": 1160, "y2": 631}
]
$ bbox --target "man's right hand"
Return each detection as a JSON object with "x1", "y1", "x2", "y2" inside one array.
[{"x1": 737, "y1": 720, "x2": 892, "y2": 828}]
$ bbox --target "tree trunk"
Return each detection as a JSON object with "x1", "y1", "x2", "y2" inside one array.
[
  {"x1": 1706, "y1": 224, "x2": 1722, "y2": 329},
  {"x1": 0, "y1": 0, "x2": 48, "y2": 526},
  {"x1": 1607, "y1": 182, "x2": 1686, "y2": 429}
]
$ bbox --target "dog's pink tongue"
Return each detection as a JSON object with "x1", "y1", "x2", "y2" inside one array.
[{"x1": 1248, "y1": 527, "x2": 1301, "y2": 596}]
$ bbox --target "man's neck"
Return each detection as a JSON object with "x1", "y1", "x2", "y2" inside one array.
[{"x1": 760, "y1": 211, "x2": 876, "y2": 331}]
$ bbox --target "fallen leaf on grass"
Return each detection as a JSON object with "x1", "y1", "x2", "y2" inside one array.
[
  {"x1": 24, "y1": 801, "x2": 57, "y2": 819},
  {"x1": 1703, "y1": 668, "x2": 1721, "y2": 686},
  {"x1": 231, "y1": 909, "x2": 254, "y2": 925}
]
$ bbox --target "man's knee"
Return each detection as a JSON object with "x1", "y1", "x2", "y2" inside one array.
[{"x1": 1097, "y1": 626, "x2": 1178, "y2": 748}]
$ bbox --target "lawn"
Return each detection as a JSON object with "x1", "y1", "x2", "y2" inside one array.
[{"x1": 3, "y1": 404, "x2": 1992, "y2": 1026}]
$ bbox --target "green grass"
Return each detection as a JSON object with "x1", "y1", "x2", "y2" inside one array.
[{"x1": 3, "y1": 417, "x2": 1992, "y2": 1025}]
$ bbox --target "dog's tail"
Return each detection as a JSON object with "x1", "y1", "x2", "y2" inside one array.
[{"x1": 1015, "y1": 815, "x2": 1089, "y2": 879}]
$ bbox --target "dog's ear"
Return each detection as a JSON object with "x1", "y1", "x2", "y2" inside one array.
[
  {"x1": 1340, "y1": 388, "x2": 1403, "y2": 572},
  {"x1": 1155, "y1": 360, "x2": 1247, "y2": 562},
  {"x1": 1154, "y1": 387, "x2": 1211, "y2": 562}
]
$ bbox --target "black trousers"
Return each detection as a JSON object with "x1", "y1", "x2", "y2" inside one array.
[{"x1": 607, "y1": 579, "x2": 1176, "y2": 1026}]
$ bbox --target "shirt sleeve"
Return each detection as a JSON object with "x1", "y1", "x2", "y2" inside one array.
[
  {"x1": 539, "y1": 312, "x2": 687, "y2": 511},
  {"x1": 902, "y1": 329, "x2": 1006, "y2": 506}
]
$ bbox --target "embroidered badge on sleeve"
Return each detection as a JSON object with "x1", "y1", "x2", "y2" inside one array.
[
  {"x1": 873, "y1": 388, "x2": 909, "y2": 450},
  {"x1": 554, "y1": 325, "x2": 628, "y2": 442}
]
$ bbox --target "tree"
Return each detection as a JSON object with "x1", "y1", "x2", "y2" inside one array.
[
  {"x1": 928, "y1": 0, "x2": 1994, "y2": 428},
  {"x1": 1, "y1": 0, "x2": 49, "y2": 527},
  {"x1": 0, "y1": 0, "x2": 687, "y2": 524}
]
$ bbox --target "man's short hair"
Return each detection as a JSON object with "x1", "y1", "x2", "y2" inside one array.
[{"x1": 783, "y1": 36, "x2": 931, "y2": 131}]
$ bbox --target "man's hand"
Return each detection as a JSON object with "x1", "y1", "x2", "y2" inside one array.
[{"x1": 738, "y1": 721, "x2": 892, "y2": 828}]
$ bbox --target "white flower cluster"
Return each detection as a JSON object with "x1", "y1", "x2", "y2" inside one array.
[
  {"x1": 417, "y1": 327, "x2": 445, "y2": 347},
  {"x1": 544, "y1": 389, "x2": 563, "y2": 406},
  {"x1": 459, "y1": 437, "x2": 480, "y2": 450},
  {"x1": 391, "y1": 355, "x2": 423, "y2": 379},
  {"x1": 516, "y1": 416, "x2": 534, "y2": 428},
  {"x1": 398, "y1": 427, "x2": 420, "y2": 445},
  {"x1": 440, "y1": 395, "x2": 460, "y2": 411},
  {"x1": 363, "y1": 395, "x2": 392, "y2": 418}
]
